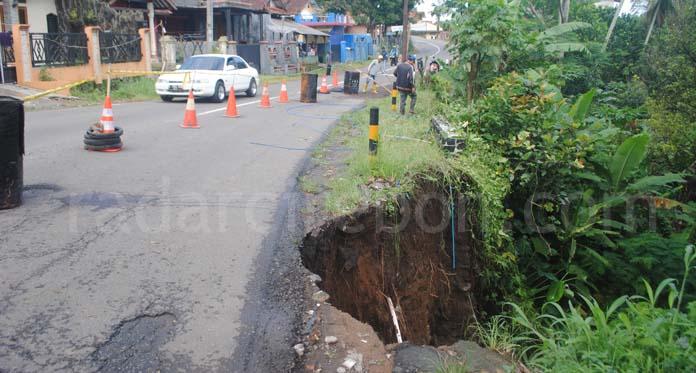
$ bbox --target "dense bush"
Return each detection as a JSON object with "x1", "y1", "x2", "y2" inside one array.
[
  {"x1": 433, "y1": 0, "x2": 695, "y2": 368},
  {"x1": 510, "y1": 246, "x2": 696, "y2": 372},
  {"x1": 441, "y1": 66, "x2": 692, "y2": 305},
  {"x1": 639, "y1": 3, "x2": 696, "y2": 175}
]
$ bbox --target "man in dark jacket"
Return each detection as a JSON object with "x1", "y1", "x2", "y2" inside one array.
[{"x1": 394, "y1": 55, "x2": 417, "y2": 115}]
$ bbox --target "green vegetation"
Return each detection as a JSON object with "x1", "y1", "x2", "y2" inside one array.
[
  {"x1": 425, "y1": 0, "x2": 696, "y2": 369},
  {"x1": 38, "y1": 67, "x2": 55, "y2": 82},
  {"x1": 299, "y1": 175, "x2": 320, "y2": 194},
  {"x1": 434, "y1": 359, "x2": 469, "y2": 373},
  {"x1": 70, "y1": 76, "x2": 159, "y2": 104},
  {"x1": 311, "y1": 0, "x2": 695, "y2": 369},
  {"x1": 508, "y1": 245, "x2": 696, "y2": 372}
]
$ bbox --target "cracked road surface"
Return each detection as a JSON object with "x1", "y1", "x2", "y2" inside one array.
[
  {"x1": 0, "y1": 37, "x2": 449, "y2": 372},
  {"x1": 0, "y1": 77, "x2": 367, "y2": 371}
]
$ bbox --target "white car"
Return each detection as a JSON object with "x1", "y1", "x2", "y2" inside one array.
[{"x1": 155, "y1": 54, "x2": 259, "y2": 102}]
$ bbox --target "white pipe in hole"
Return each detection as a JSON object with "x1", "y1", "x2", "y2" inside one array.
[{"x1": 387, "y1": 296, "x2": 403, "y2": 343}]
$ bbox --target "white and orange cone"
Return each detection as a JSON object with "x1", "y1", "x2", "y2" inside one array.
[
  {"x1": 319, "y1": 75, "x2": 330, "y2": 94},
  {"x1": 259, "y1": 83, "x2": 271, "y2": 108},
  {"x1": 224, "y1": 85, "x2": 240, "y2": 118},
  {"x1": 180, "y1": 90, "x2": 200, "y2": 128},
  {"x1": 100, "y1": 96, "x2": 115, "y2": 133},
  {"x1": 279, "y1": 79, "x2": 289, "y2": 103},
  {"x1": 332, "y1": 69, "x2": 339, "y2": 88}
]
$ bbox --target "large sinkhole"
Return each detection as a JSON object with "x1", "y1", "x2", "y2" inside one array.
[{"x1": 301, "y1": 185, "x2": 483, "y2": 346}]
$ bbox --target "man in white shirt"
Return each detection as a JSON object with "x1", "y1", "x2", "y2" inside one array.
[{"x1": 363, "y1": 55, "x2": 383, "y2": 93}]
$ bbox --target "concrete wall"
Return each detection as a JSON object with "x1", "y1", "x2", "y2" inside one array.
[
  {"x1": 12, "y1": 24, "x2": 151, "y2": 94},
  {"x1": 26, "y1": 0, "x2": 57, "y2": 33}
]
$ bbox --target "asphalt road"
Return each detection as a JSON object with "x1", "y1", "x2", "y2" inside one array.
[{"x1": 0, "y1": 36, "x2": 449, "y2": 372}]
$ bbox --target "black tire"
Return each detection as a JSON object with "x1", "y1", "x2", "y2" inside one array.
[
  {"x1": 211, "y1": 81, "x2": 226, "y2": 103},
  {"x1": 246, "y1": 79, "x2": 257, "y2": 97},
  {"x1": 161, "y1": 95, "x2": 173, "y2": 102},
  {"x1": 84, "y1": 142, "x2": 123, "y2": 151},
  {"x1": 85, "y1": 126, "x2": 124, "y2": 139},
  {"x1": 83, "y1": 137, "x2": 122, "y2": 146}
]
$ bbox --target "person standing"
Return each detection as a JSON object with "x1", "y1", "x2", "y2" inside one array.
[
  {"x1": 364, "y1": 55, "x2": 383, "y2": 93},
  {"x1": 389, "y1": 46, "x2": 398, "y2": 66},
  {"x1": 393, "y1": 55, "x2": 417, "y2": 115},
  {"x1": 380, "y1": 48, "x2": 388, "y2": 72}
]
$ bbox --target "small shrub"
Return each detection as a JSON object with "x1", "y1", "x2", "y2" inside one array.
[
  {"x1": 39, "y1": 67, "x2": 55, "y2": 82},
  {"x1": 509, "y1": 245, "x2": 696, "y2": 372}
]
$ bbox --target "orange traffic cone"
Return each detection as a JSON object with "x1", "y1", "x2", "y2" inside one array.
[
  {"x1": 332, "y1": 69, "x2": 339, "y2": 88},
  {"x1": 180, "y1": 89, "x2": 200, "y2": 128},
  {"x1": 100, "y1": 96, "x2": 115, "y2": 133},
  {"x1": 224, "y1": 85, "x2": 240, "y2": 118},
  {"x1": 319, "y1": 75, "x2": 330, "y2": 94},
  {"x1": 279, "y1": 79, "x2": 289, "y2": 103},
  {"x1": 259, "y1": 83, "x2": 271, "y2": 108}
]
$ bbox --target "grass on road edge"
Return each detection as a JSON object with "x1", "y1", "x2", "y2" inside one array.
[
  {"x1": 307, "y1": 87, "x2": 509, "y2": 220},
  {"x1": 70, "y1": 76, "x2": 159, "y2": 105},
  {"x1": 309, "y1": 89, "x2": 446, "y2": 216},
  {"x1": 67, "y1": 61, "x2": 373, "y2": 105}
]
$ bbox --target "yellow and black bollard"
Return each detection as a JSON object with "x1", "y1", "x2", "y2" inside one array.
[
  {"x1": 369, "y1": 107, "x2": 379, "y2": 162},
  {"x1": 391, "y1": 82, "x2": 397, "y2": 111}
]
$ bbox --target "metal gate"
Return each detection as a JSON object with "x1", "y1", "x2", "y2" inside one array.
[
  {"x1": 175, "y1": 35, "x2": 215, "y2": 64},
  {"x1": 0, "y1": 32, "x2": 16, "y2": 84},
  {"x1": 236, "y1": 44, "x2": 260, "y2": 70}
]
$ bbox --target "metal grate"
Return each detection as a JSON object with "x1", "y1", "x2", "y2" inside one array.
[
  {"x1": 100, "y1": 33, "x2": 142, "y2": 64},
  {"x1": 3, "y1": 45, "x2": 15, "y2": 64},
  {"x1": 174, "y1": 35, "x2": 210, "y2": 64},
  {"x1": 30, "y1": 33, "x2": 89, "y2": 67}
]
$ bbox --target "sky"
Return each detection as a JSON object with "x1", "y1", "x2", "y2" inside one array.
[{"x1": 416, "y1": 0, "x2": 439, "y2": 21}]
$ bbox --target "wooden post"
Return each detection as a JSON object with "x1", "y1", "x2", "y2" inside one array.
[
  {"x1": 401, "y1": 0, "x2": 409, "y2": 62},
  {"x1": 106, "y1": 68, "x2": 111, "y2": 97}
]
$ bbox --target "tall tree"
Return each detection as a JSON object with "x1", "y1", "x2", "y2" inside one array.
[
  {"x1": 604, "y1": 0, "x2": 628, "y2": 50},
  {"x1": 642, "y1": 0, "x2": 678, "y2": 45},
  {"x1": 316, "y1": 0, "x2": 415, "y2": 35},
  {"x1": 445, "y1": 0, "x2": 524, "y2": 103},
  {"x1": 558, "y1": 0, "x2": 570, "y2": 24}
]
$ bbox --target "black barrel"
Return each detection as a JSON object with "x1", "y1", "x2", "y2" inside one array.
[
  {"x1": 300, "y1": 73, "x2": 318, "y2": 103},
  {"x1": 0, "y1": 96, "x2": 24, "y2": 210},
  {"x1": 343, "y1": 71, "x2": 360, "y2": 94}
]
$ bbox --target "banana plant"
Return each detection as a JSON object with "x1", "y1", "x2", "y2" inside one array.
[{"x1": 539, "y1": 90, "x2": 690, "y2": 303}]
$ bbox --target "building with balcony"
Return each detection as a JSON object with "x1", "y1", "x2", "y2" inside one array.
[{"x1": 293, "y1": 0, "x2": 354, "y2": 63}]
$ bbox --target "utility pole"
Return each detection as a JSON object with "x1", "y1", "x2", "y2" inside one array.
[
  {"x1": 401, "y1": 0, "x2": 409, "y2": 62},
  {"x1": 206, "y1": 0, "x2": 214, "y2": 45}
]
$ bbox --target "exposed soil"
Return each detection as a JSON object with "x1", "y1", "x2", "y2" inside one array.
[{"x1": 301, "y1": 183, "x2": 479, "y2": 347}]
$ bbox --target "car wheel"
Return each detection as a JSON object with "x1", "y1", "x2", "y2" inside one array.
[
  {"x1": 161, "y1": 95, "x2": 173, "y2": 102},
  {"x1": 212, "y1": 81, "x2": 226, "y2": 103},
  {"x1": 246, "y1": 79, "x2": 257, "y2": 97}
]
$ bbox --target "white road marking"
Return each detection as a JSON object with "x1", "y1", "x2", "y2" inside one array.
[{"x1": 198, "y1": 80, "x2": 348, "y2": 116}]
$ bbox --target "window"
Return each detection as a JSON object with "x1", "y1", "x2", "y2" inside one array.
[
  {"x1": 18, "y1": 6, "x2": 27, "y2": 25},
  {"x1": 0, "y1": 2, "x2": 28, "y2": 31},
  {"x1": 180, "y1": 56, "x2": 224, "y2": 71},
  {"x1": 233, "y1": 57, "x2": 246, "y2": 69},
  {"x1": 226, "y1": 58, "x2": 235, "y2": 68}
]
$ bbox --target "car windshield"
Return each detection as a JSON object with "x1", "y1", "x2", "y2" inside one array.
[{"x1": 180, "y1": 56, "x2": 224, "y2": 71}]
